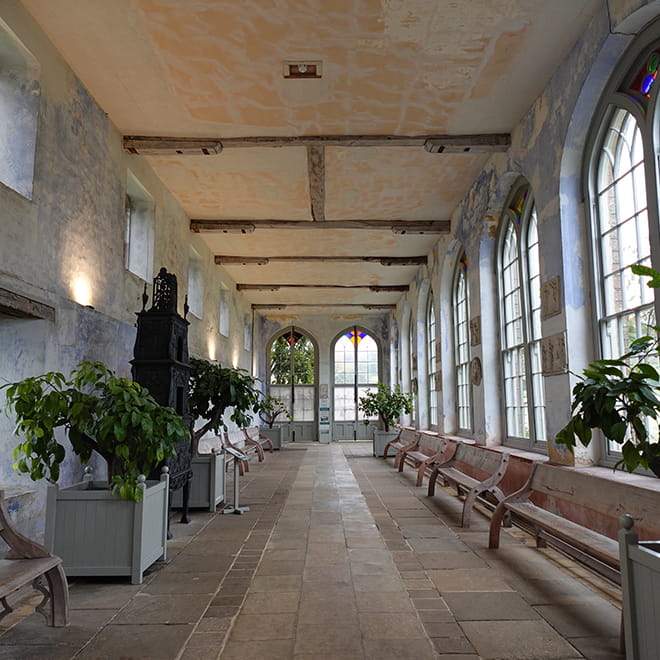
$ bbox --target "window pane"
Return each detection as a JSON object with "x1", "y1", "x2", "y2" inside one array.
[
  {"x1": 334, "y1": 330, "x2": 379, "y2": 422},
  {"x1": 454, "y1": 260, "x2": 471, "y2": 431}
]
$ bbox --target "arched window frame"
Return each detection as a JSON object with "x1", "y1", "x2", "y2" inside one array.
[
  {"x1": 408, "y1": 311, "x2": 416, "y2": 404},
  {"x1": 267, "y1": 327, "x2": 317, "y2": 422},
  {"x1": 453, "y1": 252, "x2": 472, "y2": 434},
  {"x1": 332, "y1": 327, "x2": 380, "y2": 424},
  {"x1": 496, "y1": 184, "x2": 546, "y2": 450},
  {"x1": 426, "y1": 292, "x2": 438, "y2": 429},
  {"x1": 585, "y1": 31, "x2": 660, "y2": 465}
]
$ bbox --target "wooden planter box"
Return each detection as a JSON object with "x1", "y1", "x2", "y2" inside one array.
[
  {"x1": 373, "y1": 430, "x2": 398, "y2": 457},
  {"x1": 44, "y1": 467, "x2": 169, "y2": 585},
  {"x1": 260, "y1": 426, "x2": 283, "y2": 449},
  {"x1": 171, "y1": 450, "x2": 225, "y2": 511},
  {"x1": 619, "y1": 514, "x2": 660, "y2": 659}
]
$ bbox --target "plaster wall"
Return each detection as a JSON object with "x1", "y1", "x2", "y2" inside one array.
[{"x1": 0, "y1": 2, "x2": 253, "y2": 539}]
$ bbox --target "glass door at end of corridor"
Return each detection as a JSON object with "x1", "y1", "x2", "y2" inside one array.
[
  {"x1": 332, "y1": 328, "x2": 379, "y2": 442},
  {"x1": 269, "y1": 329, "x2": 317, "y2": 442}
]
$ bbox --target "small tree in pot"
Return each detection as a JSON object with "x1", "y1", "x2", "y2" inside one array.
[
  {"x1": 555, "y1": 264, "x2": 660, "y2": 477},
  {"x1": 2, "y1": 361, "x2": 186, "y2": 501},
  {"x1": 258, "y1": 394, "x2": 291, "y2": 429},
  {"x1": 188, "y1": 357, "x2": 262, "y2": 452},
  {"x1": 358, "y1": 383, "x2": 414, "y2": 432},
  {"x1": 2, "y1": 360, "x2": 188, "y2": 583}
]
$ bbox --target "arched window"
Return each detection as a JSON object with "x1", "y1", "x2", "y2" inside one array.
[
  {"x1": 269, "y1": 328, "x2": 315, "y2": 421},
  {"x1": 498, "y1": 185, "x2": 546, "y2": 449},
  {"x1": 408, "y1": 312, "x2": 416, "y2": 402},
  {"x1": 333, "y1": 328, "x2": 378, "y2": 425},
  {"x1": 586, "y1": 36, "x2": 660, "y2": 460},
  {"x1": 453, "y1": 252, "x2": 472, "y2": 434},
  {"x1": 426, "y1": 294, "x2": 438, "y2": 428}
]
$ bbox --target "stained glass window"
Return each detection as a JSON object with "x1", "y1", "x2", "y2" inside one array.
[{"x1": 334, "y1": 328, "x2": 379, "y2": 422}]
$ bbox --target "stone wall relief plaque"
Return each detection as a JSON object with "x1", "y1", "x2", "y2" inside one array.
[
  {"x1": 541, "y1": 276, "x2": 562, "y2": 319},
  {"x1": 470, "y1": 357, "x2": 482, "y2": 386},
  {"x1": 541, "y1": 332, "x2": 567, "y2": 375},
  {"x1": 470, "y1": 316, "x2": 481, "y2": 346}
]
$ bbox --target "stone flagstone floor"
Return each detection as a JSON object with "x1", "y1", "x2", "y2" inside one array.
[{"x1": 0, "y1": 442, "x2": 624, "y2": 659}]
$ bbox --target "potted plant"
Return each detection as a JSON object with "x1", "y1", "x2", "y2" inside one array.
[
  {"x1": 358, "y1": 383, "x2": 414, "y2": 457},
  {"x1": 257, "y1": 394, "x2": 291, "y2": 449},
  {"x1": 2, "y1": 361, "x2": 188, "y2": 583},
  {"x1": 172, "y1": 358, "x2": 262, "y2": 510},
  {"x1": 555, "y1": 264, "x2": 660, "y2": 477}
]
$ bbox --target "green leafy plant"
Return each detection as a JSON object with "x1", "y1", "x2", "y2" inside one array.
[
  {"x1": 258, "y1": 394, "x2": 291, "y2": 428},
  {"x1": 358, "y1": 383, "x2": 414, "y2": 432},
  {"x1": 555, "y1": 264, "x2": 660, "y2": 476},
  {"x1": 2, "y1": 361, "x2": 187, "y2": 501},
  {"x1": 188, "y1": 358, "x2": 262, "y2": 451}
]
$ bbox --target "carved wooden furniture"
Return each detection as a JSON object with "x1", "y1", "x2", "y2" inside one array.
[
  {"x1": 427, "y1": 442, "x2": 510, "y2": 527},
  {"x1": 382, "y1": 427, "x2": 420, "y2": 467},
  {"x1": 223, "y1": 431, "x2": 260, "y2": 474},
  {"x1": 131, "y1": 268, "x2": 193, "y2": 523},
  {"x1": 487, "y1": 461, "x2": 660, "y2": 585},
  {"x1": 0, "y1": 492, "x2": 69, "y2": 627},
  {"x1": 397, "y1": 432, "x2": 451, "y2": 486},
  {"x1": 243, "y1": 426, "x2": 274, "y2": 455}
]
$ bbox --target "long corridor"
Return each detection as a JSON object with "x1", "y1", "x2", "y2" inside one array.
[{"x1": 0, "y1": 444, "x2": 623, "y2": 659}]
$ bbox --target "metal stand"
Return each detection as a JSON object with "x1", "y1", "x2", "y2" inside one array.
[{"x1": 223, "y1": 448, "x2": 249, "y2": 515}]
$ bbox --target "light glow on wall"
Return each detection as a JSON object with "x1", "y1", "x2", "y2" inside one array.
[
  {"x1": 232, "y1": 350, "x2": 239, "y2": 369},
  {"x1": 208, "y1": 337, "x2": 217, "y2": 362},
  {"x1": 71, "y1": 273, "x2": 93, "y2": 307}
]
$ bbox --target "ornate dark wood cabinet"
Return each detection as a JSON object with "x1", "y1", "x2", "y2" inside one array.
[{"x1": 131, "y1": 267, "x2": 192, "y2": 523}]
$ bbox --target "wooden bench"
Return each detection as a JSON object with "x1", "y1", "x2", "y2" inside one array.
[
  {"x1": 223, "y1": 430, "x2": 262, "y2": 475},
  {"x1": 243, "y1": 426, "x2": 274, "y2": 455},
  {"x1": 427, "y1": 442, "x2": 510, "y2": 527},
  {"x1": 382, "y1": 427, "x2": 420, "y2": 468},
  {"x1": 0, "y1": 492, "x2": 69, "y2": 627},
  {"x1": 398, "y1": 432, "x2": 451, "y2": 486},
  {"x1": 488, "y1": 462, "x2": 660, "y2": 585}
]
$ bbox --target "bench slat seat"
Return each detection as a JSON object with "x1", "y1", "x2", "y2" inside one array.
[
  {"x1": 428, "y1": 443, "x2": 509, "y2": 528},
  {"x1": 502, "y1": 501, "x2": 619, "y2": 569},
  {"x1": 398, "y1": 433, "x2": 450, "y2": 486},
  {"x1": 0, "y1": 495, "x2": 69, "y2": 627},
  {"x1": 488, "y1": 461, "x2": 660, "y2": 586}
]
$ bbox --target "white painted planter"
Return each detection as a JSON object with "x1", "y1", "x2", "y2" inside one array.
[
  {"x1": 373, "y1": 430, "x2": 399, "y2": 457},
  {"x1": 44, "y1": 467, "x2": 169, "y2": 585},
  {"x1": 619, "y1": 514, "x2": 660, "y2": 659},
  {"x1": 260, "y1": 426, "x2": 282, "y2": 449},
  {"x1": 171, "y1": 450, "x2": 225, "y2": 511}
]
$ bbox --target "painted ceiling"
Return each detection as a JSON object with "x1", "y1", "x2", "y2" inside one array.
[{"x1": 23, "y1": 0, "x2": 602, "y2": 310}]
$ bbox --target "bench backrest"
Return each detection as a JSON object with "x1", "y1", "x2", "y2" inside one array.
[
  {"x1": 529, "y1": 462, "x2": 660, "y2": 537},
  {"x1": 0, "y1": 498, "x2": 50, "y2": 559},
  {"x1": 454, "y1": 443, "x2": 506, "y2": 474},
  {"x1": 396, "y1": 427, "x2": 419, "y2": 445},
  {"x1": 225, "y1": 430, "x2": 247, "y2": 449},
  {"x1": 197, "y1": 434, "x2": 224, "y2": 455},
  {"x1": 417, "y1": 432, "x2": 447, "y2": 454},
  {"x1": 243, "y1": 426, "x2": 260, "y2": 441}
]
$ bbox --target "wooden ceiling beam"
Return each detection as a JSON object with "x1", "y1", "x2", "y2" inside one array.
[
  {"x1": 253, "y1": 303, "x2": 396, "y2": 310},
  {"x1": 307, "y1": 145, "x2": 325, "y2": 221},
  {"x1": 215, "y1": 255, "x2": 427, "y2": 266},
  {"x1": 192, "y1": 219, "x2": 449, "y2": 234},
  {"x1": 124, "y1": 133, "x2": 510, "y2": 154},
  {"x1": 236, "y1": 284, "x2": 409, "y2": 292}
]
